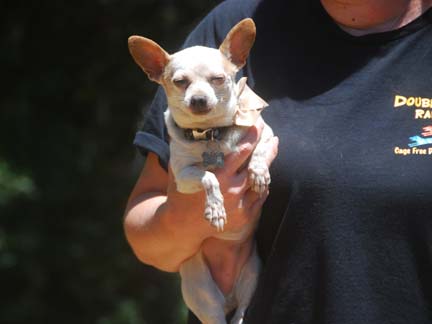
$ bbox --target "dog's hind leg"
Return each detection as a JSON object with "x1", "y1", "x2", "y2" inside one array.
[
  {"x1": 180, "y1": 251, "x2": 228, "y2": 324},
  {"x1": 230, "y1": 244, "x2": 261, "y2": 324}
]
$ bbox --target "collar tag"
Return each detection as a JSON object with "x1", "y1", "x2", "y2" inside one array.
[
  {"x1": 202, "y1": 140, "x2": 224, "y2": 168},
  {"x1": 202, "y1": 151, "x2": 224, "y2": 168}
]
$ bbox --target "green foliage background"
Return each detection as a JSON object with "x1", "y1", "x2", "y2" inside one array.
[{"x1": 1, "y1": 0, "x2": 220, "y2": 323}]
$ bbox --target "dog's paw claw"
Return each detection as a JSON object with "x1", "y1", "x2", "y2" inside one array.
[
  {"x1": 230, "y1": 312, "x2": 245, "y2": 324},
  {"x1": 248, "y1": 163, "x2": 270, "y2": 194},
  {"x1": 204, "y1": 199, "x2": 226, "y2": 232}
]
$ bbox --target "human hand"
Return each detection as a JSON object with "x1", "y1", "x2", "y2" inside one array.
[
  {"x1": 164, "y1": 118, "x2": 279, "y2": 239},
  {"x1": 211, "y1": 118, "x2": 278, "y2": 236}
]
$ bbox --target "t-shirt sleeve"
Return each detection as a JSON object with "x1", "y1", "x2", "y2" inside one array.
[
  {"x1": 133, "y1": 87, "x2": 170, "y2": 170},
  {"x1": 133, "y1": 0, "x2": 257, "y2": 171}
]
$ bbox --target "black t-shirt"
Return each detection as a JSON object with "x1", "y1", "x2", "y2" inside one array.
[{"x1": 134, "y1": 0, "x2": 432, "y2": 323}]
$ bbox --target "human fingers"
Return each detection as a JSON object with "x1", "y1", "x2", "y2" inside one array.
[
  {"x1": 222, "y1": 189, "x2": 268, "y2": 231},
  {"x1": 239, "y1": 117, "x2": 265, "y2": 145},
  {"x1": 223, "y1": 168, "x2": 250, "y2": 197},
  {"x1": 265, "y1": 136, "x2": 279, "y2": 166},
  {"x1": 225, "y1": 136, "x2": 278, "y2": 195},
  {"x1": 223, "y1": 119, "x2": 265, "y2": 175},
  {"x1": 240, "y1": 188, "x2": 269, "y2": 210}
]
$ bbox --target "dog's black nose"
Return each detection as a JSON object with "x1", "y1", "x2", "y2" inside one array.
[{"x1": 190, "y1": 96, "x2": 209, "y2": 113}]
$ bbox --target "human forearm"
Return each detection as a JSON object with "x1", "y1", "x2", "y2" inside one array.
[{"x1": 124, "y1": 191, "x2": 213, "y2": 272}]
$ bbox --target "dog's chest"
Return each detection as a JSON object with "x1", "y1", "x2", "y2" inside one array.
[{"x1": 170, "y1": 126, "x2": 246, "y2": 167}]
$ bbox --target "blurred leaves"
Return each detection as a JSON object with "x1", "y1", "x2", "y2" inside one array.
[
  {"x1": 0, "y1": 0, "x2": 220, "y2": 323},
  {"x1": 98, "y1": 299, "x2": 145, "y2": 324},
  {"x1": 0, "y1": 159, "x2": 35, "y2": 205}
]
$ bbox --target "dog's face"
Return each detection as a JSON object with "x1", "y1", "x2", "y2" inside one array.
[
  {"x1": 160, "y1": 46, "x2": 238, "y2": 127},
  {"x1": 128, "y1": 19, "x2": 256, "y2": 128}
]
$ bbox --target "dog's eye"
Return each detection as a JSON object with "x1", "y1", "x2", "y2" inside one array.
[
  {"x1": 173, "y1": 78, "x2": 189, "y2": 88},
  {"x1": 210, "y1": 76, "x2": 225, "y2": 86}
]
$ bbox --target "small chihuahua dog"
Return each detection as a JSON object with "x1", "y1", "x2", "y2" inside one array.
[{"x1": 128, "y1": 19, "x2": 273, "y2": 324}]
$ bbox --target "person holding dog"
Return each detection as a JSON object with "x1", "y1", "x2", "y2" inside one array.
[{"x1": 124, "y1": 0, "x2": 432, "y2": 323}]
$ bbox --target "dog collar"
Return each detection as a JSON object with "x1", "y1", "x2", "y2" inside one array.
[{"x1": 183, "y1": 127, "x2": 224, "y2": 141}]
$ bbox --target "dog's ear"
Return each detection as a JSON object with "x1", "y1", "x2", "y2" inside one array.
[
  {"x1": 128, "y1": 36, "x2": 170, "y2": 83},
  {"x1": 219, "y1": 18, "x2": 256, "y2": 70}
]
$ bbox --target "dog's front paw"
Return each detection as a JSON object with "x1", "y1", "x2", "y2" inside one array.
[
  {"x1": 248, "y1": 162, "x2": 270, "y2": 194},
  {"x1": 202, "y1": 172, "x2": 226, "y2": 231},
  {"x1": 204, "y1": 196, "x2": 226, "y2": 232}
]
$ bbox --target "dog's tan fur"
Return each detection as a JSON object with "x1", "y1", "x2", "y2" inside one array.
[{"x1": 128, "y1": 19, "x2": 273, "y2": 324}]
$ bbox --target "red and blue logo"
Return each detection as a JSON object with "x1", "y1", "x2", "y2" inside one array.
[{"x1": 409, "y1": 125, "x2": 432, "y2": 147}]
